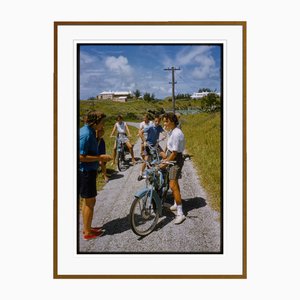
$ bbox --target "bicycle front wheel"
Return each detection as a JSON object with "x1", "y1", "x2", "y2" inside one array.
[
  {"x1": 117, "y1": 152, "x2": 127, "y2": 172},
  {"x1": 130, "y1": 193, "x2": 159, "y2": 236}
]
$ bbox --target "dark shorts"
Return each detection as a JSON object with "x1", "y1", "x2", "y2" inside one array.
[
  {"x1": 79, "y1": 170, "x2": 97, "y2": 198},
  {"x1": 167, "y1": 151, "x2": 184, "y2": 180},
  {"x1": 97, "y1": 138, "x2": 106, "y2": 155}
]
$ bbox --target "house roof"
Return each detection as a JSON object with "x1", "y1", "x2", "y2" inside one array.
[{"x1": 99, "y1": 91, "x2": 131, "y2": 95}]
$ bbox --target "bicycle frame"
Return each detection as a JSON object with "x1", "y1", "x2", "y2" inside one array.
[
  {"x1": 134, "y1": 185, "x2": 163, "y2": 216},
  {"x1": 144, "y1": 139, "x2": 164, "y2": 166},
  {"x1": 116, "y1": 134, "x2": 127, "y2": 154},
  {"x1": 130, "y1": 149, "x2": 175, "y2": 236}
]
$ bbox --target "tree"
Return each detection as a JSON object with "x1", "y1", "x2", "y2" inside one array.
[
  {"x1": 176, "y1": 93, "x2": 191, "y2": 100},
  {"x1": 133, "y1": 89, "x2": 141, "y2": 99},
  {"x1": 143, "y1": 92, "x2": 155, "y2": 102},
  {"x1": 143, "y1": 92, "x2": 152, "y2": 102},
  {"x1": 200, "y1": 93, "x2": 221, "y2": 112},
  {"x1": 198, "y1": 88, "x2": 212, "y2": 93}
]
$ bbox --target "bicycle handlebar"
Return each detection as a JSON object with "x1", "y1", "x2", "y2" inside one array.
[{"x1": 160, "y1": 160, "x2": 176, "y2": 165}]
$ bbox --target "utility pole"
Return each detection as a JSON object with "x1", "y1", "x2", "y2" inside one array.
[{"x1": 164, "y1": 67, "x2": 180, "y2": 113}]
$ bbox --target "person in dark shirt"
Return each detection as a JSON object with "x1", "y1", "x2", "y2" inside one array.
[{"x1": 79, "y1": 111, "x2": 112, "y2": 240}]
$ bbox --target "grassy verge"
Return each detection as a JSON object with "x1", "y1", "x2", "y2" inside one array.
[{"x1": 181, "y1": 112, "x2": 221, "y2": 212}]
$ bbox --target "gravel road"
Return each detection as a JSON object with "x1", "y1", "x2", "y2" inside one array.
[{"x1": 79, "y1": 122, "x2": 221, "y2": 253}]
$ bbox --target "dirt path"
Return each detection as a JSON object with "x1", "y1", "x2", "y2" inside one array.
[{"x1": 79, "y1": 122, "x2": 221, "y2": 253}]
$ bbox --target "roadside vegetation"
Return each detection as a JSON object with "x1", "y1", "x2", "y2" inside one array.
[{"x1": 181, "y1": 112, "x2": 221, "y2": 212}]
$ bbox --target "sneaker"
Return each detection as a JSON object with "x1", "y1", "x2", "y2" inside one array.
[
  {"x1": 169, "y1": 204, "x2": 177, "y2": 211},
  {"x1": 83, "y1": 229, "x2": 105, "y2": 240},
  {"x1": 174, "y1": 214, "x2": 186, "y2": 225}
]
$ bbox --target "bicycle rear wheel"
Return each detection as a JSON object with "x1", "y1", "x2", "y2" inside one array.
[{"x1": 130, "y1": 193, "x2": 159, "y2": 236}]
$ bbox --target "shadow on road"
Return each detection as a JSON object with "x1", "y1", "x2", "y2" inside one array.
[
  {"x1": 107, "y1": 173, "x2": 124, "y2": 181},
  {"x1": 164, "y1": 194, "x2": 207, "y2": 214},
  {"x1": 153, "y1": 196, "x2": 207, "y2": 232},
  {"x1": 102, "y1": 215, "x2": 131, "y2": 235},
  {"x1": 101, "y1": 196, "x2": 207, "y2": 237},
  {"x1": 182, "y1": 197, "x2": 207, "y2": 215}
]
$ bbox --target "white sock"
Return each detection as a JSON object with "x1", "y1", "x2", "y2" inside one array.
[{"x1": 177, "y1": 205, "x2": 183, "y2": 215}]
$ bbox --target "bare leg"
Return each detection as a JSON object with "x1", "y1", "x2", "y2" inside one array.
[
  {"x1": 126, "y1": 142, "x2": 136, "y2": 163},
  {"x1": 141, "y1": 155, "x2": 148, "y2": 174},
  {"x1": 111, "y1": 141, "x2": 116, "y2": 165},
  {"x1": 82, "y1": 197, "x2": 96, "y2": 235},
  {"x1": 169, "y1": 180, "x2": 182, "y2": 206},
  {"x1": 101, "y1": 162, "x2": 109, "y2": 181}
]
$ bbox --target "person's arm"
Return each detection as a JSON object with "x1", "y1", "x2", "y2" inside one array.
[
  {"x1": 166, "y1": 151, "x2": 177, "y2": 162},
  {"x1": 79, "y1": 154, "x2": 101, "y2": 162},
  {"x1": 99, "y1": 154, "x2": 112, "y2": 162},
  {"x1": 110, "y1": 124, "x2": 116, "y2": 137},
  {"x1": 125, "y1": 123, "x2": 132, "y2": 137},
  {"x1": 139, "y1": 128, "x2": 145, "y2": 141},
  {"x1": 159, "y1": 151, "x2": 177, "y2": 169}
]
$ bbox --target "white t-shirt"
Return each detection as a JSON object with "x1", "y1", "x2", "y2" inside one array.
[
  {"x1": 139, "y1": 121, "x2": 153, "y2": 130},
  {"x1": 116, "y1": 121, "x2": 126, "y2": 134},
  {"x1": 167, "y1": 127, "x2": 185, "y2": 153}
]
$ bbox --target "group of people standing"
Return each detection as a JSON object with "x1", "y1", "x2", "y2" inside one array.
[{"x1": 79, "y1": 111, "x2": 186, "y2": 241}]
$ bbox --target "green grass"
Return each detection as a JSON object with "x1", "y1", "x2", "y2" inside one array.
[
  {"x1": 181, "y1": 112, "x2": 221, "y2": 212},
  {"x1": 80, "y1": 98, "x2": 204, "y2": 122}
]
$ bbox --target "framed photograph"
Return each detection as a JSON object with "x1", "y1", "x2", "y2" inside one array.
[{"x1": 54, "y1": 21, "x2": 246, "y2": 278}]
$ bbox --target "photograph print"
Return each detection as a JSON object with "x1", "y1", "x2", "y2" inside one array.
[{"x1": 78, "y1": 43, "x2": 223, "y2": 254}]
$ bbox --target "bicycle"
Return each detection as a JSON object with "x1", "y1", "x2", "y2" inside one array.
[
  {"x1": 141, "y1": 137, "x2": 166, "y2": 165},
  {"x1": 115, "y1": 133, "x2": 129, "y2": 172},
  {"x1": 129, "y1": 156, "x2": 175, "y2": 237}
]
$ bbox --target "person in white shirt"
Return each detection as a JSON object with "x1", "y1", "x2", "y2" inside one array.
[
  {"x1": 110, "y1": 115, "x2": 136, "y2": 165},
  {"x1": 161, "y1": 112, "x2": 186, "y2": 225}
]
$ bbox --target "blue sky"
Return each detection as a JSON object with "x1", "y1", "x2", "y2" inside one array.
[{"x1": 80, "y1": 44, "x2": 221, "y2": 100}]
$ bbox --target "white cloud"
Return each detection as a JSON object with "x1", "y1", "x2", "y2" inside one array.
[
  {"x1": 105, "y1": 55, "x2": 133, "y2": 75},
  {"x1": 171, "y1": 46, "x2": 219, "y2": 81},
  {"x1": 192, "y1": 55, "x2": 217, "y2": 79},
  {"x1": 176, "y1": 46, "x2": 211, "y2": 66},
  {"x1": 80, "y1": 52, "x2": 98, "y2": 65}
]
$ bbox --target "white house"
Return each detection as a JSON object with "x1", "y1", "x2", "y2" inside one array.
[
  {"x1": 97, "y1": 91, "x2": 132, "y2": 102},
  {"x1": 113, "y1": 96, "x2": 127, "y2": 103},
  {"x1": 191, "y1": 91, "x2": 220, "y2": 99}
]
